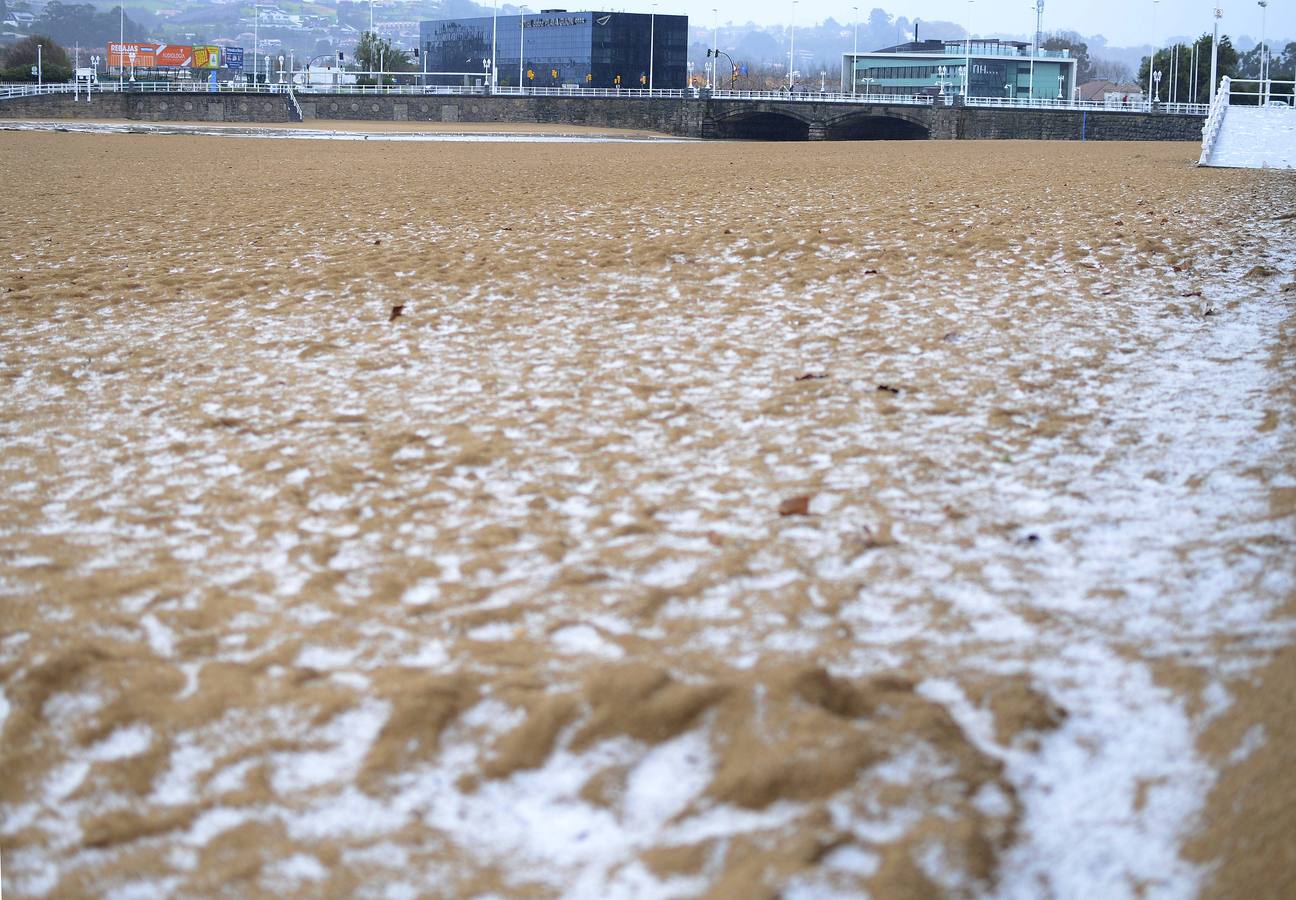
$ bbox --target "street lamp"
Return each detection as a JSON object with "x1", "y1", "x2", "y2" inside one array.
[
  {"x1": 649, "y1": 3, "x2": 656, "y2": 92},
  {"x1": 1209, "y1": 6, "x2": 1222, "y2": 104},
  {"x1": 711, "y1": 8, "x2": 718, "y2": 90},
  {"x1": 1258, "y1": 1, "x2": 1269, "y2": 103},
  {"x1": 278, "y1": 55, "x2": 285, "y2": 84},
  {"x1": 518, "y1": 6, "x2": 527, "y2": 91},
  {"x1": 490, "y1": 0, "x2": 498, "y2": 91},
  {"x1": 128, "y1": 50, "x2": 136, "y2": 83},
  {"x1": 1152, "y1": 68, "x2": 1162, "y2": 102},
  {"x1": 1146, "y1": 0, "x2": 1158, "y2": 106},
  {"x1": 789, "y1": 0, "x2": 797, "y2": 88},
  {"x1": 964, "y1": 0, "x2": 974, "y2": 97},
  {"x1": 851, "y1": 6, "x2": 858, "y2": 95}
]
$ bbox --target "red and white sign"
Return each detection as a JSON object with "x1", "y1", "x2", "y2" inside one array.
[
  {"x1": 107, "y1": 42, "x2": 157, "y2": 67},
  {"x1": 154, "y1": 44, "x2": 194, "y2": 67},
  {"x1": 106, "y1": 43, "x2": 196, "y2": 68}
]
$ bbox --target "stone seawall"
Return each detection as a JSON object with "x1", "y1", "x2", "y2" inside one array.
[
  {"x1": 947, "y1": 107, "x2": 1205, "y2": 142},
  {"x1": 0, "y1": 92, "x2": 294, "y2": 123},
  {"x1": 1, "y1": 90, "x2": 1204, "y2": 142},
  {"x1": 299, "y1": 93, "x2": 703, "y2": 137}
]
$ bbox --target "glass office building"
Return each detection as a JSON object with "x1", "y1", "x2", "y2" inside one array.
[
  {"x1": 841, "y1": 40, "x2": 1079, "y2": 100},
  {"x1": 419, "y1": 10, "x2": 687, "y2": 89}
]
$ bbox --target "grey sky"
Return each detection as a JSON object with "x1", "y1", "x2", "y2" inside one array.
[{"x1": 655, "y1": 1, "x2": 1294, "y2": 48}]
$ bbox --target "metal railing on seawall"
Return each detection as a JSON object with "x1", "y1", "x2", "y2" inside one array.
[
  {"x1": 0, "y1": 81, "x2": 1214, "y2": 116},
  {"x1": 964, "y1": 95, "x2": 1209, "y2": 116},
  {"x1": 712, "y1": 89, "x2": 940, "y2": 106},
  {"x1": 0, "y1": 81, "x2": 292, "y2": 100}
]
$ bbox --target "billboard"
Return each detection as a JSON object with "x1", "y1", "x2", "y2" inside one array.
[
  {"x1": 192, "y1": 45, "x2": 220, "y2": 69},
  {"x1": 106, "y1": 42, "x2": 241, "y2": 70},
  {"x1": 107, "y1": 42, "x2": 157, "y2": 67},
  {"x1": 154, "y1": 44, "x2": 194, "y2": 67}
]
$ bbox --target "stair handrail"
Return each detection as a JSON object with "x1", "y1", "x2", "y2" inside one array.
[
  {"x1": 286, "y1": 83, "x2": 303, "y2": 122},
  {"x1": 1198, "y1": 75, "x2": 1231, "y2": 166}
]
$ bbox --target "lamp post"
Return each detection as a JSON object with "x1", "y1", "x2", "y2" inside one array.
[
  {"x1": 36, "y1": 43, "x2": 42, "y2": 88},
  {"x1": 789, "y1": 0, "x2": 797, "y2": 88},
  {"x1": 490, "y1": 0, "x2": 498, "y2": 91},
  {"x1": 518, "y1": 6, "x2": 526, "y2": 91},
  {"x1": 1258, "y1": 1, "x2": 1268, "y2": 104},
  {"x1": 278, "y1": 55, "x2": 285, "y2": 84},
  {"x1": 118, "y1": 4, "x2": 123, "y2": 89},
  {"x1": 1059, "y1": 71, "x2": 1067, "y2": 100},
  {"x1": 1209, "y1": 6, "x2": 1221, "y2": 104},
  {"x1": 851, "y1": 6, "x2": 858, "y2": 95},
  {"x1": 964, "y1": 0, "x2": 973, "y2": 98},
  {"x1": 1146, "y1": 0, "x2": 1158, "y2": 106},
  {"x1": 253, "y1": 4, "x2": 259, "y2": 85},
  {"x1": 128, "y1": 50, "x2": 136, "y2": 83},
  {"x1": 1152, "y1": 68, "x2": 1162, "y2": 102},
  {"x1": 711, "y1": 8, "x2": 718, "y2": 90},
  {"x1": 649, "y1": 3, "x2": 656, "y2": 92}
]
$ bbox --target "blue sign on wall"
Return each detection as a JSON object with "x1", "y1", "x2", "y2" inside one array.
[{"x1": 224, "y1": 47, "x2": 244, "y2": 70}]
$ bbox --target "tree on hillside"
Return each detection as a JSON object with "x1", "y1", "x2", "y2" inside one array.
[
  {"x1": 1042, "y1": 32, "x2": 1094, "y2": 84},
  {"x1": 1, "y1": 35, "x2": 73, "y2": 81},
  {"x1": 1090, "y1": 57, "x2": 1134, "y2": 83},
  {"x1": 32, "y1": 4, "x2": 146, "y2": 50},
  {"x1": 1139, "y1": 34, "x2": 1238, "y2": 104},
  {"x1": 1237, "y1": 40, "x2": 1296, "y2": 80}
]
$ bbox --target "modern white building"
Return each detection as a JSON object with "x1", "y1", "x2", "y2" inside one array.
[{"x1": 841, "y1": 39, "x2": 1079, "y2": 100}]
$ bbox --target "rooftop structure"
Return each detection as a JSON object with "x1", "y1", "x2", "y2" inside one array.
[{"x1": 841, "y1": 39, "x2": 1079, "y2": 101}]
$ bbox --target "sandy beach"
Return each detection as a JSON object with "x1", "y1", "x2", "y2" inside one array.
[{"x1": 1, "y1": 130, "x2": 1293, "y2": 898}]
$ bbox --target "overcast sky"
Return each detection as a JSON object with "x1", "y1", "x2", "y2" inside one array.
[{"x1": 661, "y1": 1, "x2": 1295, "y2": 48}]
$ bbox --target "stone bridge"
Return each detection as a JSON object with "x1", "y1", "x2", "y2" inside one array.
[{"x1": 0, "y1": 90, "x2": 1205, "y2": 142}]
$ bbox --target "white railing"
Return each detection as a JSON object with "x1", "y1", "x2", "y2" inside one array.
[
  {"x1": 1198, "y1": 76, "x2": 1231, "y2": 165},
  {"x1": 713, "y1": 89, "x2": 938, "y2": 106},
  {"x1": 0, "y1": 80, "x2": 291, "y2": 100},
  {"x1": 964, "y1": 94, "x2": 1208, "y2": 115},
  {"x1": 488, "y1": 85, "x2": 690, "y2": 98},
  {"x1": 285, "y1": 84, "x2": 303, "y2": 121},
  {"x1": 1217, "y1": 76, "x2": 1296, "y2": 107},
  {"x1": 0, "y1": 79, "x2": 1217, "y2": 116}
]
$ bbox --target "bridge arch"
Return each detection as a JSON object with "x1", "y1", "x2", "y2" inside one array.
[
  {"x1": 823, "y1": 110, "x2": 931, "y2": 140},
  {"x1": 711, "y1": 107, "x2": 812, "y2": 141}
]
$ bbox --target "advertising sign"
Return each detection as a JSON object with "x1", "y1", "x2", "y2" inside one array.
[
  {"x1": 107, "y1": 42, "x2": 157, "y2": 67},
  {"x1": 192, "y1": 45, "x2": 221, "y2": 69},
  {"x1": 154, "y1": 44, "x2": 194, "y2": 67},
  {"x1": 224, "y1": 47, "x2": 244, "y2": 71}
]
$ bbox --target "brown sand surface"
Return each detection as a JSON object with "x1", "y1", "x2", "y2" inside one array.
[{"x1": 1, "y1": 133, "x2": 1294, "y2": 897}]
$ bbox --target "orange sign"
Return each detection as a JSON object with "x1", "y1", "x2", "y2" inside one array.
[
  {"x1": 154, "y1": 44, "x2": 194, "y2": 67},
  {"x1": 107, "y1": 42, "x2": 156, "y2": 67}
]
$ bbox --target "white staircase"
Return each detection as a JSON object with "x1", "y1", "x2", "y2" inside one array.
[{"x1": 1199, "y1": 77, "x2": 1296, "y2": 170}]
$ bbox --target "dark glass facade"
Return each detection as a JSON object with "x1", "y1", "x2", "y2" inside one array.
[{"x1": 419, "y1": 10, "x2": 687, "y2": 89}]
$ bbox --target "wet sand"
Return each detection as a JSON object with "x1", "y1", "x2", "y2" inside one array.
[{"x1": 1, "y1": 132, "x2": 1294, "y2": 897}]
